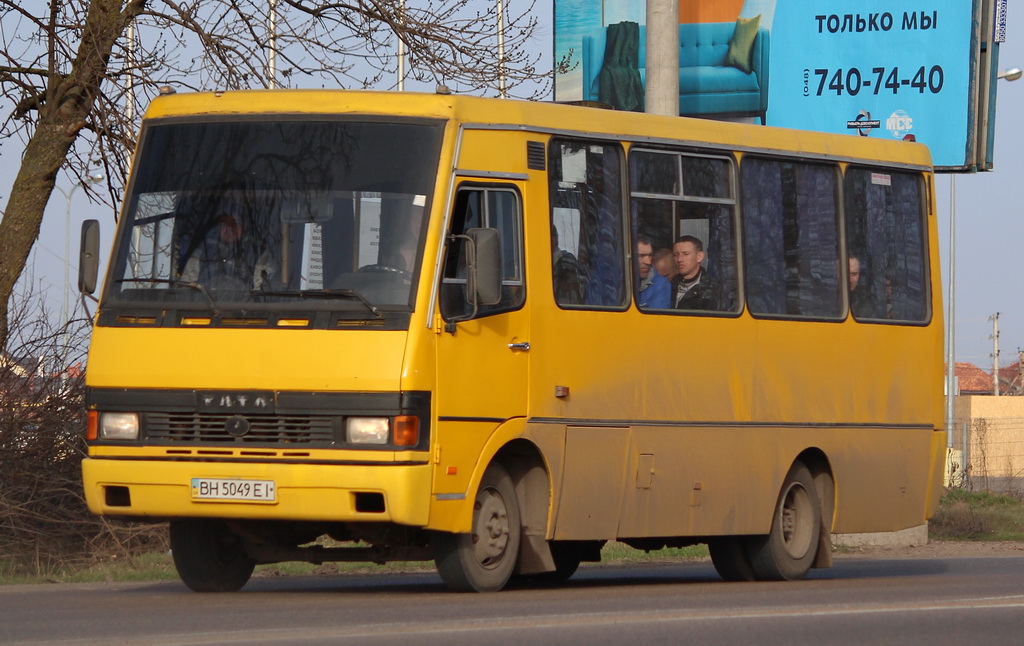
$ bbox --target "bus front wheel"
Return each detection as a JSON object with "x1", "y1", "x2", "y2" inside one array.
[
  {"x1": 170, "y1": 519, "x2": 256, "y2": 592},
  {"x1": 433, "y1": 463, "x2": 521, "y2": 592},
  {"x1": 746, "y1": 462, "x2": 821, "y2": 580}
]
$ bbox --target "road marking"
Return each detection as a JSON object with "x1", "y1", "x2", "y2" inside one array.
[{"x1": 9, "y1": 595, "x2": 1024, "y2": 645}]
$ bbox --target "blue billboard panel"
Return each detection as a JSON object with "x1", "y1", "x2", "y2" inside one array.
[{"x1": 554, "y1": 1, "x2": 978, "y2": 169}]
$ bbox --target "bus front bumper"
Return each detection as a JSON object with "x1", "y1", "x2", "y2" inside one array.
[{"x1": 82, "y1": 457, "x2": 432, "y2": 526}]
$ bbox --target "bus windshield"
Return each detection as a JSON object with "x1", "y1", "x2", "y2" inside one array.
[{"x1": 105, "y1": 118, "x2": 444, "y2": 318}]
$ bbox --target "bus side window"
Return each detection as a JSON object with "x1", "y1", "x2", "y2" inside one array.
[
  {"x1": 844, "y1": 168, "x2": 928, "y2": 322},
  {"x1": 740, "y1": 157, "x2": 842, "y2": 319},
  {"x1": 440, "y1": 186, "x2": 524, "y2": 320},
  {"x1": 549, "y1": 139, "x2": 627, "y2": 308},
  {"x1": 629, "y1": 149, "x2": 739, "y2": 313}
]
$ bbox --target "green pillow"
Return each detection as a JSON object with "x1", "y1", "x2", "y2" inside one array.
[{"x1": 725, "y1": 15, "x2": 762, "y2": 74}]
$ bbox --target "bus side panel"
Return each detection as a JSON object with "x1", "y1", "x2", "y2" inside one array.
[
  {"x1": 546, "y1": 426, "x2": 936, "y2": 540},
  {"x1": 426, "y1": 418, "x2": 567, "y2": 535},
  {"x1": 550, "y1": 426, "x2": 631, "y2": 540},
  {"x1": 828, "y1": 427, "x2": 936, "y2": 533},
  {"x1": 615, "y1": 426, "x2": 781, "y2": 538},
  {"x1": 617, "y1": 427, "x2": 935, "y2": 538}
]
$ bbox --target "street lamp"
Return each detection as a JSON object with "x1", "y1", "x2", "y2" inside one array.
[
  {"x1": 55, "y1": 172, "x2": 105, "y2": 326},
  {"x1": 998, "y1": 67, "x2": 1022, "y2": 81}
]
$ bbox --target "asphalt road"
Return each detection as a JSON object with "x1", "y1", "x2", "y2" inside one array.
[{"x1": 3, "y1": 555, "x2": 1023, "y2": 645}]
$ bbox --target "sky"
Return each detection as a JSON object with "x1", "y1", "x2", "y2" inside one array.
[
  {"x1": 934, "y1": 9, "x2": 1024, "y2": 371},
  {"x1": 12, "y1": 0, "x2": 1024, "y2": 370}
]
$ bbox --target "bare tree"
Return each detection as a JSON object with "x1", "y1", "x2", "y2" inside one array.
[{"x1": 0, "y1": 0, "x2": 559, "y2": 351}]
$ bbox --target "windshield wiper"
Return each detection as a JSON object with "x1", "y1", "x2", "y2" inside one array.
[
  {"x1": 115, "y1": 278, "x2": 217, "y2": 312},
  {"x1": 258, "y1": 289, "x2": 382, "y2": 318}
]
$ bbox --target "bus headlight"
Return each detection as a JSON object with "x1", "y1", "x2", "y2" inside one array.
[
  {"x1": 99, "y1": 412, "x2": 140, "y2": 440},
  {"x1": 346, "y1": 417, "x2": 390, "y2": 444}
]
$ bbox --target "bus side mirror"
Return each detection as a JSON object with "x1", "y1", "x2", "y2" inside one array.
[
  {"x1": 78, "y1": 219, "x2": 100, "y2": 295},
  {"x1": 466, "y1": 228, "x2": 501, "y2": 306}
]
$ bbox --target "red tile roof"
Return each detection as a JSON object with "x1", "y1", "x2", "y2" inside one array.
[{"x1": 950, "y1": 362, "x2": 995, "y2": 394}]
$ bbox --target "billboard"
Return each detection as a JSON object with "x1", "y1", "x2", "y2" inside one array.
[{"x1": 554, "y1": 1, "x2": 997, "y2": 170}]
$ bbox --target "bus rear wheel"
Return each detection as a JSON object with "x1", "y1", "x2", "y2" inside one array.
[
  {"x1": 708, "y1": 536, "x2": 757, "y2": 581},
  {"x1": 170, "y1": 519, "x2": 256, "y2": 592},
  {"x1": 433, "y1": 463, "x2": 521, "y2": 592},
  {"x1": 746, "y1": 462, "x2": 821, "y2": 581}
]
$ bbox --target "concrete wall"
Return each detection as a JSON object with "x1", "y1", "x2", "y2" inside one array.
[{"x1": 950, "y1": 395, "x2": 1024, "y2": 487}]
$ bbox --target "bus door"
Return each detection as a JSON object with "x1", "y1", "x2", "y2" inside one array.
[{"x1": 435, "y1": 182, "x2": 529, "y2": 449}]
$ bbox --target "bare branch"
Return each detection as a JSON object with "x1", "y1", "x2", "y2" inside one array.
[{"x1": 0, "y1": 0, "x2": 554, "y2": 353}]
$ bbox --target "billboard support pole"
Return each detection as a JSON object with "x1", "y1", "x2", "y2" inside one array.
[
  {"x1": 645, "y1": 0, "x2": 679, "y2": 116},
  {"x1": 974, "y1": 0, "x2": 997, "y2": 169}
]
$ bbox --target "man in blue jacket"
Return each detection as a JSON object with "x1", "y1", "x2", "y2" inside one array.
[{"x1": 637, "y1": 236, "x2": 671, "y2": 309}]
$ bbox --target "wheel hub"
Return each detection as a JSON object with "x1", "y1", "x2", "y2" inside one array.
[
  {"x1": 780, "y1": 484, "x2": 814, "y2": 558},
  {"x1": 472, "y1": 488, "x2": 509, "y2": 567}
]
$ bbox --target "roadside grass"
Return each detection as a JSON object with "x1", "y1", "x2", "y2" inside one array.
[
  {"x1": 3, "y1": 487, "x2": 1020, "y2": 585},
  {"x1": 599, "y1": 542, "x2": 708, "y2": 563},
  {"x1": 0, "y1": 541, "x2": 709, "y2": 586},
  {"x1": 0, "y1": 551, "x2": 178, "y2": 586},
  {"x1": 928, "y1": 488, "x2": 1024, "y2": 541}
]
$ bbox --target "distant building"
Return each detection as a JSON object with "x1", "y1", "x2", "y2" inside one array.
[
  {"x1": 0, "y1": 353, "x2": 31, "y2": 378},
  {"x1": 947, "y1": 361, "x2": 1024, "y2": 397},
  {"x1": 996, "y1": 360, "x2": 1024, "y2": 396},
  {"x1": 950, "y1": 361, "x2": 996, "y2": 395},
  {"x1": 945, "y1": 361, "x2": 1024, "y2": 490}
]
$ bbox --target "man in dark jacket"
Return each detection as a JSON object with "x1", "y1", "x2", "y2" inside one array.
[
  {"x1": 671, "y1": 235, "x2": 718, "y2": 311},
  {"x1": 848, "y1": 254, "x2": 878, "y2": 318}
]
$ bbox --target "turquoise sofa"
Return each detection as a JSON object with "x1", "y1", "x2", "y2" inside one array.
[{"x1": 582, "y1": 22, "x2": 770, "y2": 123}]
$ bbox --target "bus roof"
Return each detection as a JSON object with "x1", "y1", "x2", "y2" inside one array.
[{"x1": 143, "y1": 89, "x2": 933, "y2": 170}]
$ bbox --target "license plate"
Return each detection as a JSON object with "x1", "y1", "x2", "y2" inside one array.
[{"x1": 191, "y1": 478, "x2": 276, "y2": 503}]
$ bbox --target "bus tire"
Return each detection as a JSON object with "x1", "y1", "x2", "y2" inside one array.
[
  {"x1": 515, "y1": 541, "x2": 586, "y2": 585},
  {"x1": 433, "y1": 463, "x2": 521, "y2": 592},
  {"x1": 170, "y1": 519, "x2": 256, "y2": 592},
  {"x1": 708, "y1": 536, "x2": 757, "y2": 581},
  {"x1": 746, "y1": 462, "x2": 821, "y2": 581}
]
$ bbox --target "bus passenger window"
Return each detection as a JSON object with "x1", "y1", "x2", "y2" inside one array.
[
  {"x1": 549, "y1": 140, "x2": 627, "y2": 309},
  {"x1": 629, "y1": 149, "x2": 739, "y2": 313},
  {"x1": 440, "y1": 186, "x2": 524, "y2": 320},
  {"x1": 740, "y1": 157, "x2": 842, "y2": 319},
  {"x1": 844, "y1": 168, "x2": 928, "y2": 322}
]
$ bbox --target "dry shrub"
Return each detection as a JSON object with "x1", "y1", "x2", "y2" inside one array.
[
  {"x1": 929, "y1": 499, "x2": 989, "y2": 539},
  {"x1": 1, "y1": 285, "x2": 165, "y2": 576}
]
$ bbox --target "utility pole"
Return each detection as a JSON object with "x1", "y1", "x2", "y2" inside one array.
[
  {"x1": 268, "y1": 0, "x2": 278, "y2": 88},
  {"x1": 1017, "y1": 349, "x2": 1024, "y2": 396},
  {"x1": 397, "y1": 0, "x2": 406, "y2": 91},
  {"x1": 645, "y1": 0, "x2": 679, "y2": 116},
  {"x1": 990, "y1": 312, "x2": 1000, "y2": 396},
  {"x1": 497, "y1": 0, "x2": 506, "y2": 97},
  {"x1": 945, "y1": 178, "x2": 956, "y2": 446}
]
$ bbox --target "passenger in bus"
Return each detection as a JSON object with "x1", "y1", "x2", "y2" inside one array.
[
  {"x1": 848, "y1": 254, "x2": 878, "y2": 318},
  {"x1": 552, "y1": 225, "x2": 587, "y2": 303},
  {"x1": 653, "y1": 247, "x2": 677, "y2": 281},
  {"x1": 179, "y1": 211, "x2": 276, "y2": 291},
  {"x1": 636, "y1": 236, "x2": 671, "y2": 309},
  {"x1": 671, "y1": 235, "x2": 717, "y2": 310}
]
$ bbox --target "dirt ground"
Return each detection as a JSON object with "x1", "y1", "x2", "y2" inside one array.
[{"x1": 835, "y1": 540, "x2": 1024, "y2": 560}]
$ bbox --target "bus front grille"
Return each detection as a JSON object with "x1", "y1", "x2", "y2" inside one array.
[{"x1": 145, "y1": 412, "x2": 336, "y2": 446}]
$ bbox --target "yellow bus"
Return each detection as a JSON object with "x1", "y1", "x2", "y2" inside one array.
[{"x1": 79, "y1": 89, "x2": 946, "y2": 592}]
